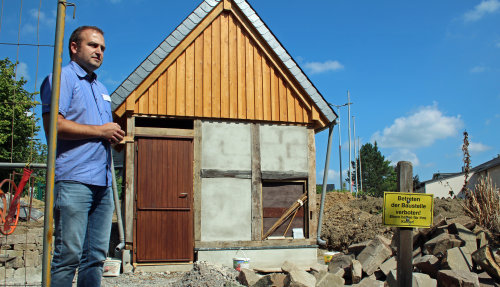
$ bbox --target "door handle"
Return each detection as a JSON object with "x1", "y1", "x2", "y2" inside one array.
[{"x1": 179, "y1": 193, "x2": 188, "y2": 198}]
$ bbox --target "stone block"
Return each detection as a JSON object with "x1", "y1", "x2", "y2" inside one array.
[
  {"x1": 24, "y1": 250, "x2": 40, "y2": 267},
  {"x1": 477, "y1": 231, "x2": 488, "y2": 249},
  {"x1": 437, "y1": 270, "x2": 480, "y2": 287},
  {"x1": 328, "y1": 254, "x2": 354, "y2": 273},
  {"x1": 413, "y1": 272, "x2": 437, "y2": 287},
  {"x1": 252, "y1": 274, "x2": 273, "y2": 287},
  {"x1": 348, "y1": 240, "x2": 371, "y2": 256},
  {"x1": 284, "y1": 268, "x2": 316, "y2": 287},
  {"x1": 443, "y1": 247, "x2": 471, "y2": 271},
  {"x1": 13, "y1": 243, "x2": 37, "y2": 251},
  {"x1": 12, "y1": 266, "x2": 42, "y2": 285},
  {"x1": 268, "y1": 273, "x2": 286, "y2": 287},
  {"x1": 315, "y1": 271, "x2": 344, "y2": 287},
  {"x1": 424, "y1": 233, "x2": 463, "y2": 256},
  {"x1": 0, "y1": 267, "x2": 14, "y2": 280},
  {"x1": 309, "y1": 262, "x2": 327, "y2": 273},
  {"x1": 351, "y1": 259, "x2": 362, "y2": 284},
  {"x1": 471, "y1": 245, "x2": 500, "y2": 281},
  {"x1": 353, "y1": 277, "x2": 384, "y2": 287},
  {"x1": 386, "y1": 270, "x2": 397, "y2": 287},
  {"x1": 281, "y1": 260, "x2": 299, "y2": 273},
  {"x1": 237, "y1": 268, "x2": 261, "y2": 286},
  {"x1": 379, "y1": 256, "x2": 396, "y2": 276},
  {"x1": 357, "y1": 237, "x2": 392, "y2": 275},
  {"x1": 413, "y1": 254, "x2": 440, "y2": 278},
  {"x1": 328, "y1": 266, "x2": 344, "y2": 278}
]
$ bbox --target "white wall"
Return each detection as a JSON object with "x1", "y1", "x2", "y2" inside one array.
[{"x1": 260, "y1": 125, "x2": 308, "y2": 172}]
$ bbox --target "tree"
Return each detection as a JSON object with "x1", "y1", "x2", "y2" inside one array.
[
  {"x1": 350, "y1": 142, "x2": 396, "y2": 197},
  {"x1": 0, "y1": 58, "x2": 46, "y2": 186}
]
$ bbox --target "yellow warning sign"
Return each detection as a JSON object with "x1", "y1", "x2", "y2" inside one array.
[{"x1": 383, "y1": 192, "x2": 433, "y2": 228}]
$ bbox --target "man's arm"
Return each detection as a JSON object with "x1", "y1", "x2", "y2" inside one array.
[{"x1": 42, "y1": 113, "x2": 125, "y2": 144}]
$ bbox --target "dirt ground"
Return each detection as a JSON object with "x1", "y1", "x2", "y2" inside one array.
[{"x1": 317, "y1": 192, "x2": 476, "y2": 251}]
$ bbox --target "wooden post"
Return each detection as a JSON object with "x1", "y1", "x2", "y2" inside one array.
[{"x1": 396, "y1": 161, "x2": 413, "y2": 287}]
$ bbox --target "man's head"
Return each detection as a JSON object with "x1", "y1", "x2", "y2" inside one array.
[{"x1": 69, "y1": 26, "x2": 105, "y2": 73}]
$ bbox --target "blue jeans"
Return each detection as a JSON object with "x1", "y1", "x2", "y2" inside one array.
[{"x1": 51, "y1": 181, "x2": 114, "y2": 287}]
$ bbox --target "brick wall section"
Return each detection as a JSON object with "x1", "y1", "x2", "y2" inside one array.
[{"x1": 0, "y1": 227, "x2": 43, "y2": 284}]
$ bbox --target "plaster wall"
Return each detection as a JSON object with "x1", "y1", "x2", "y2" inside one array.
[
  {"x1": 201, "y1": 178, "x2": 252, "y2": 241},
  {"x1": 260, "y1": 125, "x2": 308, "y2": 172},
  {"x1": 201, "y1": 121, "x2": 251, "y2": 171},
  {"x1": 424, "y1": 173, "x2": 472, "y2": 198}
]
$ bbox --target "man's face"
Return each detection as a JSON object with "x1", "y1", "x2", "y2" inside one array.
[{"x1": 70, "y1": 29, "x2": 105, "y2": 73}]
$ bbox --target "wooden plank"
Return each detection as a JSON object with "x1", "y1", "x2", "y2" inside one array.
[
  {"x1": 166, "y1": 63, "x2": 176, "y2": 115},
  {"x1": 194, "y1": 35, "x2": 204, "y2": 117},
  {"x1": 295, "y1": 95, "x2": 303, "y2": 123},
  {"x1": 220, "y1": 12, "x2": 230, "y2": 118},
  {"x1": 254, "y1": 48, "x2": 263, "y2": 120},
  {"x1": 138, "y1": 91, "x2": 148, "y2": 114},
  {"x1": 200, "y1": 169, "x2": 251, "y2": 179},
  {"x1": 134, "y1": 127, "x2": 194, "y2": 138},
  {"x1": 125, "y1": 116, "x2": 135, "y2": 244},
  {"x1": 270, "y1": 70, "x2": 279, "y2": 121},
  {"x1": 396, "y1": 161, "x2": 413, "y2": 287},
  {"x1": 262, "y1": 58, "x2": 271, "y2": 121},
  {"x1": 261, "y1": 171, "x2": 308, "y2": 180},
  {"x1": 287, "y1": 86, "x2": 295, "y2": 122},
  {"x1": 176, "y1": 52, "x2": 186, "y2": 116},
  {"x1": 148, "y1": 81, "x2": 158, "y2": 115},
  {"x1": 278, "y1": 77, "x2": 287, "y2": 121},
  {"x1": 193, "y1": 120, "x2": 202, "y2": 241},
  {"x1": 126, "y1": 91, "x2": 136, "y2": 113},
  {"x1": 236, "y1": 22, "x2": 246, "y2": 119},
  {"x1": 245, "y1": 37, "x2": 255, "y2": 120},
  {"x1": 185, "y1": 43, "x2": 195, "y2": 117},
  {"x1": 251, "y1": 124, "x2": 262, "y2": 240},
  {"x1": 194, "y1": 238, "x2": 316, "y2": 249},
  {"x1": 203, "y1": 26, "x2": 212, "y2": 117},
  {"x1": 158, "y1": 72, "x2": 167, "y2": 115},
  {"x1": 228, "y1": 15, "x2": 238, "y2": 118},
  {"x1": 263, "y1": 207, "x2": 304, "y2": 218},
  {"x1": 228, "y1": 7, "x2": 312, "y2": 112},
  {"x1": 307, "y1": 128, "x2": 317, "y2": 239},
  {"x1": 211, "y1": 16, "x2": 221, "y2": 118},
  {"x1": 115, "y1": 4, "x2": 224, "y2": 118}
]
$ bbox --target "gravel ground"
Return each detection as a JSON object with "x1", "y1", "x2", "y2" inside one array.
[{"x1": 99, "y1": 262, "x2": 243, "y2": 287}]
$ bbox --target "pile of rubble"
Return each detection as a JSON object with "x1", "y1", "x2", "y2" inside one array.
[{"x1": 236, "y1": 215, "x2": 500, "y2": 286}]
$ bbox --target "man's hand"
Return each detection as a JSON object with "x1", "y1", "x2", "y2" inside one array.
[{"x1": 99, "y1": 122, "x2": 125, "y2": 144}]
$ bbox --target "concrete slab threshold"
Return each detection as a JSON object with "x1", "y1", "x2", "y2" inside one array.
[{"x1": 197, "y1": 247, "x2": 318, "y2": 269}]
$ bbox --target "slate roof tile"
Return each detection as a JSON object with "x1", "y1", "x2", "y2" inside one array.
[{"x1": 141, "y1": 59, "x2": 155, "y2": 72}]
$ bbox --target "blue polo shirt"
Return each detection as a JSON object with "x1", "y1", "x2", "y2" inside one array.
[{"x1": 41, "y1": 61, "x2": 112, "y2": 187}]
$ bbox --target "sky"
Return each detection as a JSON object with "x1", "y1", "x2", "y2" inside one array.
[{"x1": 1, "y1": 0, "x2": 499, "y2": 188}]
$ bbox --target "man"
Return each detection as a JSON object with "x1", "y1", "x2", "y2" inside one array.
[{"x1": 41, "y1": 26, "x2": 124, "y2": 286}]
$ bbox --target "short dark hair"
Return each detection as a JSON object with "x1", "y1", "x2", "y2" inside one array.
[{"x1": 68, "y1": 26, "x2": 104, "y2": 59}]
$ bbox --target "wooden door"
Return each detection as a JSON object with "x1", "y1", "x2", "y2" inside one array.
[{"x1": 135, "y1": 137, "x2": 193, "y2": 262}]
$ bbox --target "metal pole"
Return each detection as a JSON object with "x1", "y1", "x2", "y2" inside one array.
[
  {"x1": 358, "y1": 137, "x2": 363, "y2": 193},
  {"x1": 42, "y1": 1, "x2": 67, "y2": 285},
  {"x1": 337, "y1": 107, "x2": 343, "y2": 191},
  {"x1": 317, "y1": 124, "x2": 334, "y2": 246},
  {"x1": 347, "y1": 91, "x2": 352, "y2": 194},
  {"x1": 353, "y1": 116, "x2": 358, "y2": 197}
]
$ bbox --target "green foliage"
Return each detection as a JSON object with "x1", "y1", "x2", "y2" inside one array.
[
  {"x1": 350, "y1": 142, "x2": 396, "y2": 197},
  {"x1": 0, "y1": 58, "x2": 46, "y2": 190}
]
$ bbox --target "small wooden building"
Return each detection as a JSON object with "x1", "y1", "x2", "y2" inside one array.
[{"x1": 111, "y1": 0, "x2": 336, "y2": 269}]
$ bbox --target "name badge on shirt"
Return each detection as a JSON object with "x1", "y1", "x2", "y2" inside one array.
[{"x1": 102, "y1": 94, "x2": 111, "y2": 102}]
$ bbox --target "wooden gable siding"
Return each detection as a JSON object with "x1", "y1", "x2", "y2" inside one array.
[{"x1": 132, "y1": 12, "x2": 312, "y2": 124}]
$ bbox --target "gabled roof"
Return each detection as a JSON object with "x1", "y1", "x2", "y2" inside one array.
[
  {"x1": 421, "y1": 156, "x2": 500, "y2": 185},
  {"x1": 110, "y1": 0, "x2": 336, "y2": 125}
]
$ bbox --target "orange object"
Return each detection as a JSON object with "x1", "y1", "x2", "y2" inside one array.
[{"x1": 0, "y1": 168, "x2": 33, "y2": 235}]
